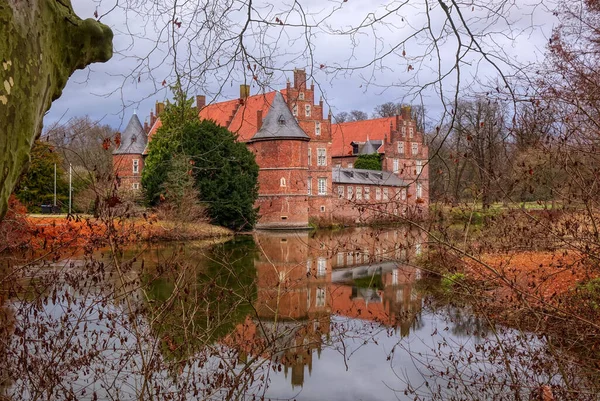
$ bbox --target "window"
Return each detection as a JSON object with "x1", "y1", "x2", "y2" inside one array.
[
  {"x1": 292, "y1": 103, "x2": 298, "y2": 116},
  {"x1": 337, "y1": 252, "x2": 344, "y2": 266},
  {"x1": 416, "y1": 160, "x2": 423, "y2": 175},
  {"x1": 401, "y1": 188, "x2": 407, "y2": 200},
  {"x1": 409, "y1": 126, "x2": 414, "y2": 138},
  {"x1": 347, "y1": 186, "x2": 354, "y2": 200},
  {"x1": 306, "y1": 258, "x2": 312, "y2": 274},
  {"x1": 347, "y1": 162, "x2": 353, "y2": 169},
  {"x1": 299, "y1": 92, "x2": 305, "y2": 100},
  {"x1": 364, "y1": 187, "x2": 370, "y2": 200},
  {"x1": 401, "y1": 126, "x2": 406, "y2": 136},
  {"x1": 383, "y1": 187, "x2": 389, "y2": 201},
  {"x1": 315, "y1": 121, "x2": 321, "y2": 136},
  {"x1": 376, "y1": 187, "x2": 381, "y2": 200},
  {"x1": 308, "y1": 148, "x2": 312, "y2": 165},
  {"x1": 305, "y1": 104, "x2": 311, "y2": 117},
  {"x1": 280, "y1": 177, "x2": 286, "y2": 187},
  {"x1": 317, "y1": 258, "x2": 326, "y2": 277},
  {"x1": 337, "y1": 185, "x2": 344, "y2": 198},
  {"x1": 412, "y1": 142, "x2": 418, "y2": 155},
  {"x1": 132, "y1": 159, "x2": 139, "y2": 174},
  {"x1": 307, "y1": 177, "x2": 312, "y2": 195},
  {"x1": 318, "y1": 178, "x2": 327, "y2": 195},
  {"x1": 335, "y1": 163, "x2": 341, "y2": 168},
  {"x1": 356, "y1": 187, "x2": 363, "y2": 200},
  {"x1": 398, "y1": 141, "x2": 404, "y2": 154},
  {"x1": 317, "y1": 148, "x2": 326, "y2": 166},
  {"x1": 393, "y1": 158, "x2": 399, "y2": 173},
  {"x1": 416, "y1": 182, "x2": 423, "y2": 198},
  {"x1": 132, "y1": 182, "x2": 139, "y2": 190},
  {"x1": 316, "y1": 287, "x2": 326, "y2": 307},
  {"x1": 320, "y1": 205, "x2": 326, "y2": 212}
]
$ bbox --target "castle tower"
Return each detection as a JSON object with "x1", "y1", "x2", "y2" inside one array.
[
  {"x1": 112, "y1": 113, "x2": 147, "y2": 191},
  {"x1": 286, "y1": 69, "x2": 333, "y2": 220},
  {"x1": 247, "y1": 91, "x2": 311, "y2": 229}
]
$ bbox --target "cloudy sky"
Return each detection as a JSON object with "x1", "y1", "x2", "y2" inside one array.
[{"x1": 44, "y1": 0, "x2": 558, "y2": 132}]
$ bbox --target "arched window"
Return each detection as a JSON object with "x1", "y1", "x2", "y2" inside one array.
[{"x1": 280, "y1": 177, "x2": 286, "y2": 187}]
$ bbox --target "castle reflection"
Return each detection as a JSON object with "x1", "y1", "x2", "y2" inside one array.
[{"x1": 229, "y1": 227, "x2": 426, "y2": 388}]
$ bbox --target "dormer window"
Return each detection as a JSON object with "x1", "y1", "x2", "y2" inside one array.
[
  {"x1": 299, "y1": 92, "x2": 305, "y2": 100},
  {"x1": 278, "y1": 114, "x2": 286, "y2": 125},
  {"x1": 131, "y1": 135, "x2": 137, "y2": 143},
  {"x1": 352, "y1": 143, "x2": 359, "y2": 155}
]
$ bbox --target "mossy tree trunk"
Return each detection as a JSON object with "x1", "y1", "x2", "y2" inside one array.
[{"x1": 0, "y1": 0, "x2": 113, "y2": 220}]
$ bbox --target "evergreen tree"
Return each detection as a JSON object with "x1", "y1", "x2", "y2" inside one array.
[
  {"x1": 354, "y1": 154, "x2": 382, "y2": 170},
  {"x1": 14, "y1": 140, "x2": 68, "y2": 212},
  {"x1": 142, "y1": 88, "x2": 259, "y2": 230}
]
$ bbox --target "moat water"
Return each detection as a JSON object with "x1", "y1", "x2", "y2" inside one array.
[{"x1": 0, "y1": 227, "x2": 588, "y2": 400}]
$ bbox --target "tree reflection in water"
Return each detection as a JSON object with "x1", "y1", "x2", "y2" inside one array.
[{"x1": 2, "y1": 227, "x2": 597, "y2": 400}]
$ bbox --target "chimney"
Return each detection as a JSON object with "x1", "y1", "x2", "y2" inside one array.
[
  {"x1": 150, "y1": 111, "x2": 155, "y2": 126},
  {"x1": 293, "y1": 69, "x2": 307, "y2": 90},
  {"x1": 144, "y1": 121, "x2": 149, "y2": 133},
  {"x1": 401, "y1": 105, "x2": 411, "y2": 120},
  {"x1": 156, "y1": 102, "x2": 165, "y2": 115},
  {"x1": 196, "y1": 95, "x2": 206, "y2": 110},
  {"x1": 396, "y1": 114, "x2": 401, "y2": 135},
  {"x1": 286, "y1": 78, "x2": 290, "y2": 91},
  {"x1": 311, "y1": 80, "x2": 314, "y2": 91},
  {"x1": 240, "y1": 84, "x2": 250, "y2": 99},
  {"x1": 257, "y1": 109, "x2": 263, "y2": 131}
]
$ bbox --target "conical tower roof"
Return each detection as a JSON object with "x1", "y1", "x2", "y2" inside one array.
[
  {"x1": 113, "y1": 113, "x2": 147, "y2": 155},
  {"x1": 249, "y1": 92, "x2": 309, "y2": 142}
]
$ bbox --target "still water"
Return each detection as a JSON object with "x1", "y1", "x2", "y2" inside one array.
[{"x1": 0, "y1": 227, "x2": 564, "y2": 400}]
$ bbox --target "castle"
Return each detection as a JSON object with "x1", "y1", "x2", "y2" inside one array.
[{"x1": 112, "y1": 69, "x2": 429, "y2": 228}]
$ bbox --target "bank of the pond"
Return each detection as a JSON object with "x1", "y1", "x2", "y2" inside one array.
[{"x1": 0, "y1": 214, "x2": 232, "y2": 253}]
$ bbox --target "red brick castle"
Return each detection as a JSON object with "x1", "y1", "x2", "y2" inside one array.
[{"x1": 112, "y1": 69, "x2": 429, "y2": 228}]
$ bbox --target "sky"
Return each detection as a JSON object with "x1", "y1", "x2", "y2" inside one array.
[{"x1": 43, "y1": 0, "x2": 559, "y2": 133}]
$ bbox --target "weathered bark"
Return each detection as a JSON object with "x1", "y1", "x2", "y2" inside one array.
[{"x1": 0, "y1": 0, "x2": 113, "y2": 220}]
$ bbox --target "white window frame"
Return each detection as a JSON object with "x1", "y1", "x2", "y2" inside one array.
[
  {"x1": 337, "y1": 185, "x2": 344, "y2": 198},
  {"x1": 132, "y1": 182, "x2": 140, "y2": 190},
  {"x1": 416, "y1": 160, "x2": 422, "y2": 175},
  {"x1": 316, "y1": 287, "x2": 326, "y2": 307},
  {"x1": 305, "y1": 104, "x2": 311, "y2": 117},
  {"x1": 412, "y1": 142, "x2": 418, "y2": 155},
  {"x1": 401, "y1": 188, "x2": 407, "y2": 200},
  {"x1": 307, "y1": 177, "x2": 312, "y2": 195},
  {"x1": 280, "y1": 177, "x2": 286, "y2": 187},
  {"x1": 401, "y1": 126, "x2": 406, "y2": 136},
  {"x1": 308, "y1": 148, "x2": 312, "y2": 166},
  {"x1": 299, "y1": 92, "x2": 305, "y2": 100},
  {"x1": 132, "y1": 159, "x2": 139, "y2": 174},
  {"x1": 376, "y1": 187, "x2": 381, "y2": 200},
  {"x1": 416, "y1": 182, "x2": 423, "y2": 198},
  {"x1": 398, "y1": 141, "x2": 404, "y2": 154},
  {"x1": 356, "y1": 187, "x2": 363, "y2": 200},
  {"x1": 347, "y1": 162, "x2": 353, "y2": 169},
  {"x1": 409, "y1": 126, "x2": 414, "y2": 138},
  {"x1": 364, "y1": 187, "x2": 370, "y2": 200},
  {"x1": 317, "y1": 148, "x2": 326, "y2": 166},
  {"x1": 318, "y1": 178, "x2": 327, "y2": 195},
  {"x1": 393, "y1": 158, "x2": 399, "y2": 173},
  {"x1": 292, "y1": 103, "x2": 298, "y2": 116},
  {"x1": 317, "y1": 257, "x2": 326, "y2": 277},
  {"x1": 347, "y1": 186, "x2": 353, "y2": 200},
  {"x1": 383, "y1": 187, "x2": 389, "y2": 201},
  {"x1": 315, "y1": 121, "x2": 321, "y2": 136},
  {"x1": 337, "y1": 252, "x2": 344, "y2": 266}
]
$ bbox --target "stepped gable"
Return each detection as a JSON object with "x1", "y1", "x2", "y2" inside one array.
[
  {"x1": 248, "y1": 92, "x2": 309, "y2": 142},
  {"x1": 331, "y1": 117, "x2": 397, "y2": 156},
  {"x1": 114, "y1": 113, "x2": 147, "y2": 155},
  {"x1": 332, "y1": 166, "x2": 406, "y2": 187}
]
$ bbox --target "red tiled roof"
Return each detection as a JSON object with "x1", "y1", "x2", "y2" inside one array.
[
  {"x1": 331, "y1": 117, "x2": 399, "y2": 157},
  {"x1": 147, "y1": 90, "x2": 288, "y2": 144}
]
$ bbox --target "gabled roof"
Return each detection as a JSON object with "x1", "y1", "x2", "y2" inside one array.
[
  {"x1": 249, "y1": 92, "x2": 309, "y2": 142},
  {"x1": 114, "y1": 114, "x2": 147, "y2": 155},
  {"x1": 332, "y1": 166, "x2": 406, "y2": 187},
  {"x1": 332, "y1": 117, "x2": 399, "y2": 157},
  {"x1": 359, "y1": 140, "x2": 383, "y2": 155},
  {"x1": 147, "y1": 90, "x2": 291, "y2": 143}
]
